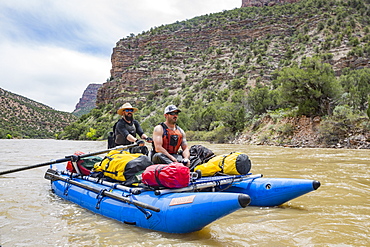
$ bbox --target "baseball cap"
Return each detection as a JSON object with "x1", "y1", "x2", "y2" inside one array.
[{"x1": 164, "y1": 105, "x2": 181, "y2": 114}]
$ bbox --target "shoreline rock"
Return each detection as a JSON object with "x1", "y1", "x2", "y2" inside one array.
[{"x1": 233, "y1": 115, "x2": 370, "y2": 149}]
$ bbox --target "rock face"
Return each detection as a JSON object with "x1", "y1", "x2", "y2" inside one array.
[
  {"x1": 73, "y1": 83, "x2": 102, "y2": 117},
  {"x1": 235, "y1": 115, "x2": 370, "y2": 149},
  {"x1": 98, "y1": 16, "x2": 297, "y2": 106},
  {"x1": 98, "y1": 8, "x2": 370, "y2": 107},
  {"x1": 241, "y1": 0, "x2": 300, "y2": 7},
  {"x1": 96, "y1": 1, "x2": 369, "y2": 151}
]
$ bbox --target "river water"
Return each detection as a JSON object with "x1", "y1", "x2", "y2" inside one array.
[{"x1": 0, "y1": 139, "x2": 369, "y2": 246}]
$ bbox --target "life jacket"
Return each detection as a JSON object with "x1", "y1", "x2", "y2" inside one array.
[
  {"x1": 109, "y1": 119, "x2": 145, "y2": 151},
  {"x1": 194, "y1": 152, "x2": 252, "y2": 177},
  {"x1": 115, "y1": 119, "x2": 138, "y2": 146},
  {"x1": 161, "y1": 123, "x2": 183, "y2": 154}
]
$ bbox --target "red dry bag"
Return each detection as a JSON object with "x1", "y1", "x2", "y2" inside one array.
[
  {"x1": 66, "y1": 151, "x2": 102, "y2": 176},
  {"x1": 142, "y1": 163, "x2": 190, "y2": 188}
]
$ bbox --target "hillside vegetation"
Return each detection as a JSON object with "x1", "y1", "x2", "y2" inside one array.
[
  {"x1": 59, "y1": 0, "x2": 370, "y2": 148},
  {"x1": 0, "y1": 88, "x2": 77, "y2": 139}
]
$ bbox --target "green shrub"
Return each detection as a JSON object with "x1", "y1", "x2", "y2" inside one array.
[{"x1": 277, "y1": 123, "x2": 295, "y2": 136}]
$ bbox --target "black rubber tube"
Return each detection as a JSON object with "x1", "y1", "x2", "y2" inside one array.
[
  {"x1": 313, "y1": 180, "x2": 321, "y2": 190},
  {"x1": 238, "y1": 194, "x2": 251, "y2": 208}
]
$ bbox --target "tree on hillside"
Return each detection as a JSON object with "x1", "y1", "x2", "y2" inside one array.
[
  {"x1": 339, "y1": 68, "x2": 370, "y2": 112},
  {"x1": 246, "y1": 83, "x2": 277, "y2": 115},
  {"x1": 217, "y1": 102, "x2": 246, "y2": 133},
  {"x1": 274, "y1": 57, "x2": 342, "y2": 116},
  {"x1": 200, "y1": 105, "x2": 218, "y2": 131}
]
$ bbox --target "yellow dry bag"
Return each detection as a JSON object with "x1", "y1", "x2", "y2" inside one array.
[
  {"x1": 194, "y1": 152, "x2": 251, "y2": 176},
  {"x1": 93, "y1": 150, "x2": 152, "y2": 184}
]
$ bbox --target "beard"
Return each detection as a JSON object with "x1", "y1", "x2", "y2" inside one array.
[
  {"x1": 168, "y1": 116, "x2": 177, "y2": 124},
  {"x1": 124, "y1": 114, "x2": 133, "y2": 122}
]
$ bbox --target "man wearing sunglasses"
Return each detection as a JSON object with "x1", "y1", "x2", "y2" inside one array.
[
  {"x1": 152, "y1": 105, "x2": 190, "y2": 166},
  {"x1": 114, "y1": 103, "x2": 152, "y2": 148}
]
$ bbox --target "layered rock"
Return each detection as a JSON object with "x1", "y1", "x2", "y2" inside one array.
[
  {"x1": 98, "y1": 16, "x2": 296, "y2": 106},
  {"x1": 73, "y1": 83, "x2": 102, "y2": 117},
  {"x1": 97, "y1": 1, "x2": 369, "y2": 110}
]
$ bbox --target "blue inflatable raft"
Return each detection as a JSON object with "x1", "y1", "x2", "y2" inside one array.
[
  {"x1": 44, "y1": 168, "x2": 250, "y2": 234},
  {"x1": 155, "y1": 174, "x2": 320, "y2": 207},
  {"x1": 221, "y1": 175, "x2": 320, "y2": 206}
]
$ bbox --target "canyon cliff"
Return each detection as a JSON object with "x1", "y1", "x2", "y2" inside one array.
[
  {"x1": 73, "y1": 83, "x2": 102, "y2": 117},
  {"x1": 80, "y1": 0, "x2": 369, "y2": 148},
  {"x1": 97, "y1": 2, "x2": 369, "y2": 107}
]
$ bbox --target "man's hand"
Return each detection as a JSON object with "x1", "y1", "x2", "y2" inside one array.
[
  {"x1": 136, "y1": 139, "x2": 145, "y2": 146},
  {"x1": 181, "y1": 158, "x2": 190, "y2": 167}
]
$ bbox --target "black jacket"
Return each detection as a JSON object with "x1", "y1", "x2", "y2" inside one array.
[{"x1": 114, "y1": 118, "x2": 144, "y2": 145}]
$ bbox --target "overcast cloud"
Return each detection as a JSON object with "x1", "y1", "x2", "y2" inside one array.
[{"x1": 0, "y1": 0, "x2": 240, "y2": 112}]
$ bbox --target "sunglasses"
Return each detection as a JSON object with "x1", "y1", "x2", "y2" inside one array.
[
  {"x1": 125, "y1": 109, "x2": 134, "y2": 112},
  {"x1": 168, "y1": 111, "x2": 179, "y2": 116}
]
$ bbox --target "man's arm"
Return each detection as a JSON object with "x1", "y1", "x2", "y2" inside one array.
[
  {"x1": 153, "y1": 125, "x2": 177, "y2": 162},
  {"x1": 126, "y1": 134, "x2": 137, "y2": 143},
  {"x1": 134, "y1": 120, "x2": 145, "y2": 138},
  {"x1": 134, "y1": 120, "x2": 152, "y2": 142},
  {"x1": 180, "y1": 130, "x2": 190, "y2": 166}
]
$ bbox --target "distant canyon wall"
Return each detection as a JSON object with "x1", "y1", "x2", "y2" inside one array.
[{"x1": 73, "y1": 83, "x2": 102, "y2": 117}]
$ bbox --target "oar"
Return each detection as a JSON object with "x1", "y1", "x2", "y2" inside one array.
[
  {"x1": 44, "y1": 169, "x2": 160, "y2": 212},
  {"x1": 62, "y1": 170, "x2": 145, "y2": 195},
  {"x1": 0, "y1": 143, "x2": 138, "y2": 176}
]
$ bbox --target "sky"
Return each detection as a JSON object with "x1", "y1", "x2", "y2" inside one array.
[{"x1": 0, "y1": 0, "x2": 241, "y2": 112}]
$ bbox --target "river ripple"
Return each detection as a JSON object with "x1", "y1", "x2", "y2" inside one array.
[{"x1": 0, "y1": 140, "x2": 369, "y2": 246}]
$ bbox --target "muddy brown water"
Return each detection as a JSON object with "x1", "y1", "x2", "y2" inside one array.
[{"x1": 0, "y1": 139, "x2": 369, "y2": 246}]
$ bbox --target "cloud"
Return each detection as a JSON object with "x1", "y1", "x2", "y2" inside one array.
[
  {"x1": 0, "y1": 0, "x2": 240, "y2": 112},
  {"x1": 0, "y1": 42, "x2": 110, "y2": 111}
]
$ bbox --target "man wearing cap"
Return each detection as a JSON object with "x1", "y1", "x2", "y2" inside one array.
[
  {"x1": 114, "y1": 103, "x2": 152, "y2": 147},
  {"x1": 152, "y1": 105, "x2": 190, "y2": 166}
]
